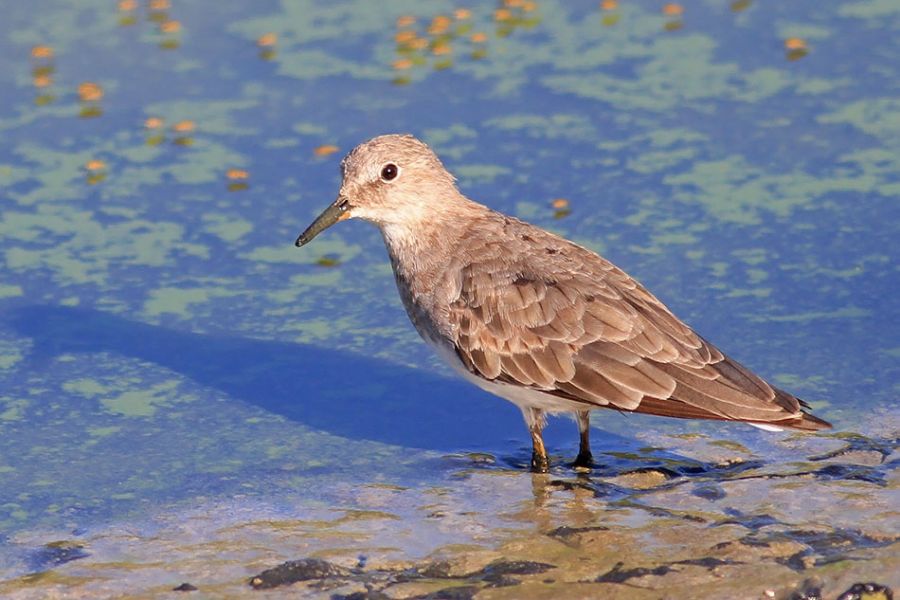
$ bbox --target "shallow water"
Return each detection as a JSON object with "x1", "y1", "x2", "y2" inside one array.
[{"x1": 1, "y1": 0, "x2": 898, "y2": 597}]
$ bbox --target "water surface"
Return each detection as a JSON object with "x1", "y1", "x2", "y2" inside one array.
[{"x1": 0, "y1": 0, "x2": 898, "y2": 597}]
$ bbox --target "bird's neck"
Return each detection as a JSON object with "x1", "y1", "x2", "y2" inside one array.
[{"x1": 378, "y1": 198, "x2": 485, "y2": 304}]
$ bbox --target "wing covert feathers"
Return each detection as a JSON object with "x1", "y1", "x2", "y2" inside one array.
[{"x1": 447, "y1": 216, "x2": 831, "y2": 431}]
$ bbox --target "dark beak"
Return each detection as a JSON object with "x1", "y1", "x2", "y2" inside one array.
[{"x1": 295, "y1": 197, "x2": 351, "y2": 247}]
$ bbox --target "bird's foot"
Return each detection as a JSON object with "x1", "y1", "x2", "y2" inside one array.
[
  {"x1": 530, "y1": 451, "x2": 550, "y2": 473},
  {"x1": 573, "y1": 451, "x2": 594, "y2": 470}
]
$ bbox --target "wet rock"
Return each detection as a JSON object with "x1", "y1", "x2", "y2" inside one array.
[
  {"x1": 476, "y1": 560, "x2": 555, "y2": 576},
  {"x1": 471, "y1": 560, "x2": 554, "y2": 587},
  {"x1": 395, "y1": 558, "x2": 553, "y2": 595},
  {"x1": 781, "y1": 550, "x2": 818, "y2": 571},
  {"x1": 408, "y1": 585, "x2": 480, "y2": 599},
  {"x1": 414, "y1": 561, "x2": 456, "y2": 579},
  {"x1": 808, "y1": 434, "x2": 897, "y2": 464},
  {"x1": 594, "y1": 561, "x2": 672, "y2": 584},
  {"x1": 333, "y1": 590, "x2": 390, "y2": 600},
  {"x1": 605, "y1": 467, "x2": 676, "y2": 489},
  {"x1": 172, "y1": 582, "x2": 198, "y2": 592},
  {"x1": 462, "y1": 452, "x2": 496, "y2": 465},
  {"x1": 825, "y1": 450, "x2": 885, "y2": 466},
  {"x1": 674, "y1": 557, "x2": 738, "y2": 569},
  {"x1": 248, "y1": 558, "x2": 351, "y2": 589},
  {"x1": 786, "y1": 577, "x2": 823, "y2": 600},
  {"x1": 814, "y1": 463, "x2": 885, "y2": 485},
  {"x1": 414, "y1": 550, "x2": 501, "y2": 578},
  {"x1": 547, "y1": 525, "x2": 609, "y2": 540},
  {"x1": 835, "y1": 582, "x2": 894, "y2": 600},
  {"x1": 693, "y1": 483, "x2": 727, "y2": 501},
  {"x1": 718, "y1": 509, "x2": 781, "y2": 531},
  {"x1": 712, "y1": 538, "x2": 808, "y2": 563},
  {"x1": 27, "y1": 540, "x2": 89, "y2": 571},
  {"x1": 618, "y1": 499, "x2": 708, "y2": 523},
  {"x1": 483, "y1": 574, "x2": 519, "y2": 587},
  {"x1": 782, "y1": 529, "x2": 897, "y2": 565}
]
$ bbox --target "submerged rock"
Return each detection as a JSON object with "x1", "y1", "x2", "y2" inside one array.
[
  {"x1": 595, "y1": 561, "x2": 673, "y2": 584},
  {"x1": 835, "y1": 582, "x2": 894, "y2": 600},
  {"x1": 605, "y1": 467, "x2": 676, "y2": 489},
  {"x1": 248, "y1": 558, "x2": 351, "y2": 589},
  {"x1": 27, "y1": 540, "x2": 90, "y2": 572},
  {"x1": 407, "y1": 585, "x2": 480, "y2": 600}
]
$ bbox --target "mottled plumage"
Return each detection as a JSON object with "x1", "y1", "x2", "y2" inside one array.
[{"x1": 296, "y1": 134, "x2": 830, "y2": 472}]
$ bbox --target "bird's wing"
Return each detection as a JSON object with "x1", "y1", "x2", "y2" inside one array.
[{"x1": 446, "y1": 225, "x2": 828, "y2": 430}]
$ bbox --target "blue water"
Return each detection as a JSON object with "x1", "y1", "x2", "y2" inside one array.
[{"x1": 0, "y1": 0, "x2": 898, "y2": 594}]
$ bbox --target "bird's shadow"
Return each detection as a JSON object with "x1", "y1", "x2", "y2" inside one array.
[
  {"x1": 3, "y1": 304, "x2": 542, "y2": 452},
  {"x1": 3, "y1": 305, "x2": 756, "y2": 467}
]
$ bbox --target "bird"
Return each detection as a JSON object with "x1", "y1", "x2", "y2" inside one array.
[{"x1": 295, "y1": 134, "x2": 831, "y2": 472}]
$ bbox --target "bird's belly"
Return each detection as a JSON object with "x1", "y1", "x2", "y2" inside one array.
[{"x1": 427, "y1": 338, "x2": 588, "y2": 415}]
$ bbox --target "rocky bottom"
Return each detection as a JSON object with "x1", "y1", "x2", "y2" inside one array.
[{"x1": 1, "y1": 427, "x2": 897, "y2": 599}]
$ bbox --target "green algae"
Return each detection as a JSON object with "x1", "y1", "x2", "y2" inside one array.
[
  {"x1": 62, "y1": 378, "x2": 111, "y2": 398},
  {"x1": 202, "y1": 214, "x2": 254, "y2": 242},
  {"x1": 839, "y1": 0, "x2": 900, "y2": 19},
  {"x1": 0, "y1": 398, "x2": 29, "y2": 422},
  {"x1": 245, "y1": 237, "x2": 361, "y2": 265},
  {"x1": 0, "y1": 340, "x2": 24, "y2": 371},
  {"x1": 819, "y1": 98, "x2": 900, "y2": 140},
  {"x1": 485, "y1": 114, "x2": 597, "y2": 142},
  {"x1": 100, "y1": 380, "x2": 185, "y2": 417},
  {"x1": 143, "y1": 286, "x2": 240, "y2": 318},
  {"x1": 753, "y1": 306, "x2": 871, "y2": 323},
  {"x1": 453, "y1": 164, "x2": 512, "y2": 183}
]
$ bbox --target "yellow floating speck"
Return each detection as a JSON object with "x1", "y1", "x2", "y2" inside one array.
[
  {"x1": 31, "y1": 45, "x2": 54, "y2": 59},
  {"x1": 160, "y1": 20, "x2": 181, "y2": 33},
  {"x1": 78, "y1": 82, "x2": 103, "y2": 102},
  {"x1": 662, "y1": 2, "x2": 683, "y2": 16},
  {"x1": 432, "y1": 42, "x2": 452, "y2": 56},
  {"x1": 428, "y1": 15, "x2": 451, "y2": 35},
  {"x1": 395, "y1": 30, "x2": 417, "y2": 44},
  {"x1": 172, "y1": 120, "x2": 195, "y2": 132},
  {"x1": 314, "y1": 145, "x2": 340, "y2": 157},
  {"x1": 257, "y1": 32, "x2": 277, "y2": 47}
]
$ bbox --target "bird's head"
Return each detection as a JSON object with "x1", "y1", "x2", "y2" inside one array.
[{"x1": 295, "y1": 134, "x2": 459, "y2": 247}]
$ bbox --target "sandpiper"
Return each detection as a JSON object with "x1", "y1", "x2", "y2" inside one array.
[{"x1": 295, "y1": 134, "x2": 831, "y2": 472}]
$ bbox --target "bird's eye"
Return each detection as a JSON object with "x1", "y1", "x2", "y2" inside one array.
[{"x1": 380, "y1": 163, "x2": 399, "y2": 182}]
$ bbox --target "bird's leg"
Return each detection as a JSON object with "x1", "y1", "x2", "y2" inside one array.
[
  {"x1": 573, "y1": 410, "x2": 593, "y2": 468},
  {"x1": 523, "y1": 407, "x2": 550, "y2": 473}
]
